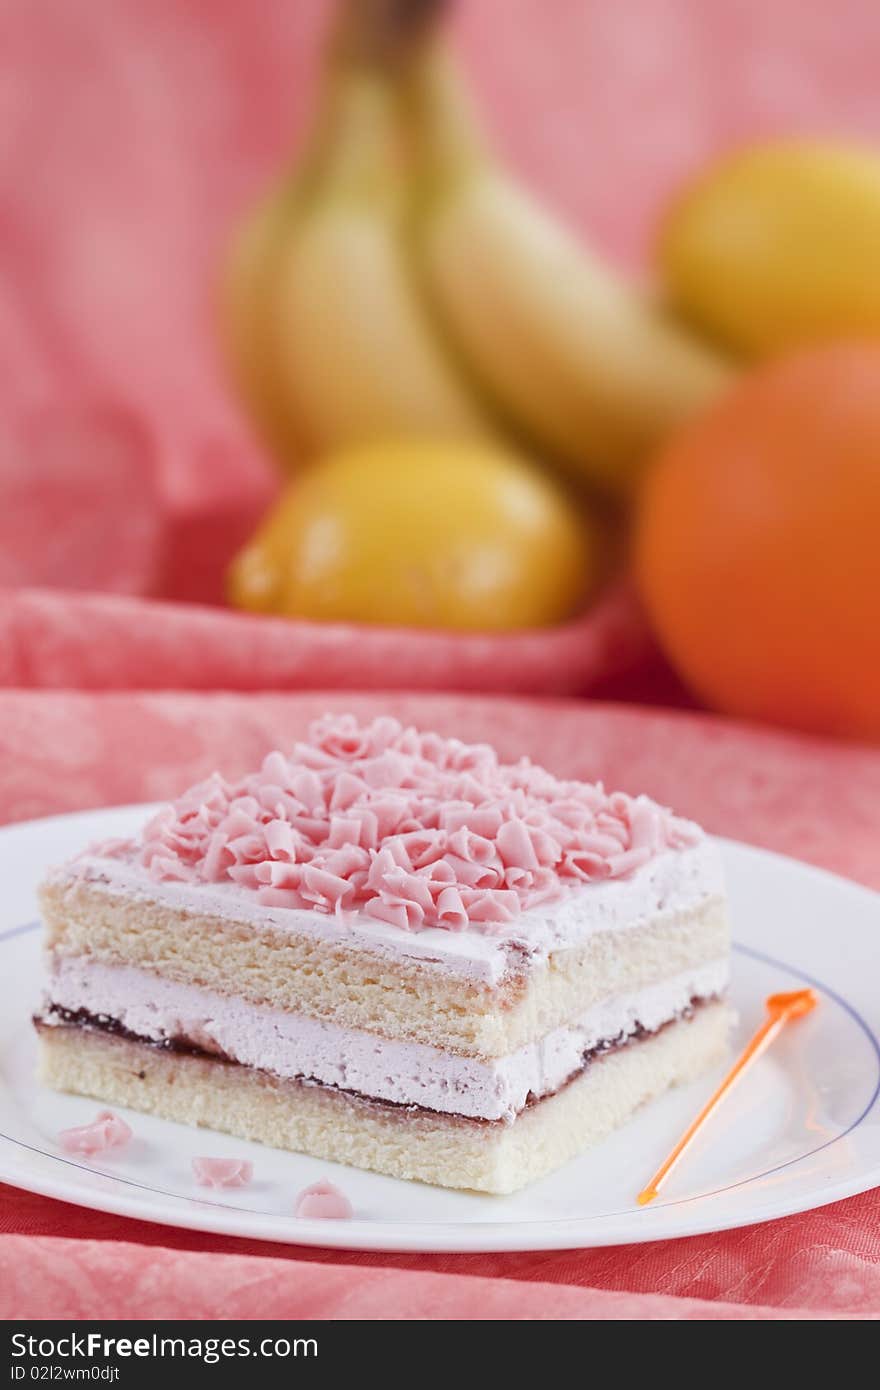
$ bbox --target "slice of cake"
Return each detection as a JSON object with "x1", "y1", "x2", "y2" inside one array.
[{"x1": 36, "y1": 715, "x2": 731, "y2": 1195}]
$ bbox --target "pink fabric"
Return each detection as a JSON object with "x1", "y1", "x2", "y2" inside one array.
[
  {"x1": 0, "y1": 1237, "x2": 864, "y2": 1320},
  {"x1": 2, "y1": 690, "x2": 880, "y2": 1318},
  {"x1": 0, "y1": 585, "x2": 654, "y2": 697},
  {"x1": 0, "y1": 403, "x2": 164, "y2": 596}
]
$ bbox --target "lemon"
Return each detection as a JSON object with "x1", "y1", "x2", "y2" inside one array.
[
  {"x1": 658, "y1": 141, "x2": 880, "y2": 356},
  {"x1": 228, "y1": 439, "x2": 595, "y2": 630}
]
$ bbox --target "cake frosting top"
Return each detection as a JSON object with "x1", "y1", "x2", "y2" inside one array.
[{"x1": 95, "y1": 714, "x2": 700, "y2": 935}]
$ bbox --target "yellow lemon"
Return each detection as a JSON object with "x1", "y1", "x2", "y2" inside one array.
[
  {"x1": 228, "y1": 439, "x2": 595, "y2": 630},
  {"x1": 658, "y1": 141, "x2": 880, "y2": 356}
]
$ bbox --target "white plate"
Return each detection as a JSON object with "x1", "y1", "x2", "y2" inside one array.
[{"x1": 1, "y1": 804, "x2": 878, "y2": 1253}]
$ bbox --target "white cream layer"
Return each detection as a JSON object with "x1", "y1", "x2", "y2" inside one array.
[
  {"x1": 50, "y1": 835, "x2": 725, "y2": 986},
  {"x1": 42, "y1": 955, "x2": 729, "y2": 1122}
]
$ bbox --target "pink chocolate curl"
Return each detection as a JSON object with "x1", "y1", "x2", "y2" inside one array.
[
  {"x1": 192, "y1": 1157, "x2": 254, "y2": 1189},
  {"x1": 58, "y1": 1110, "x2": 132, "y2": 1155},
  {"x1": 294, "y1": 1180, "x2": 353, "y2": 1220},
  {"x1": 97, "y1": 714, "x2": 701, "y2": 935}
]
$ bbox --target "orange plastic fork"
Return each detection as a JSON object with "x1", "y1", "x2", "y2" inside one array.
[{"x1": 638, "y1": 988, "x2": 819, "y2": 1206}]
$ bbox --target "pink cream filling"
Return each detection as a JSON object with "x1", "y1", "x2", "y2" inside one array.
[{"x1": 91, "y1": 715, "x2": 699, "y2": 933}]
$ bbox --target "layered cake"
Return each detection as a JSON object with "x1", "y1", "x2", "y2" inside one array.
[{"x1": 37, "y1": 715, "x2": 731, "y2": 1194}]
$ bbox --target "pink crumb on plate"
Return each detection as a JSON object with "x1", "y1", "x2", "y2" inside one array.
[
  {"x1": 294, "y1": 1179, "x2": 353, "y2": 1220},
  {"x1": 58, "y1": 1110, "x2": 132, "y2": 1155},
  {"x1": 192, "y1": 1157, "x2": 254, "y2": 1189}
]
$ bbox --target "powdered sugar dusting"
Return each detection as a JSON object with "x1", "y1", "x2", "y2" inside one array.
[{"x1": 95, "y1": 715, "x2": 700, "y2": 934}]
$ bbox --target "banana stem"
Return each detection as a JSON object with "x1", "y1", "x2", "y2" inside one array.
[
  {"x1": 334, "y1": 0, "x2": 452, "y2": 69},
  {"x1": 405, "y1": 42, "x2": 488, "y2": 185},
  {"x1": 312, "y1": 2, "x2": 476, "y2": 203},
  {"x1": 311, "y1": 72, "x2": 403, "y2": 198},
  {"x1": 318, "y1": 2, "x2": 482, "y2": 196}
]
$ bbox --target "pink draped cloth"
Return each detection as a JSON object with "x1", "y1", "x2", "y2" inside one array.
[
  {"x1": 2, "y1": 689, "x2": 879, "y2": 1319},
  {"x1": 0, "y1": 585, "x2": 654, "y2": 698},
  {"x1": 0, "y1": 1238, "x2": 864, "y2": 1320}
]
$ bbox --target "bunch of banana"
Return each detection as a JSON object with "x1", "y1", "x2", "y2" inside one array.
[
  {"x1": 407, "y1": 43, "x2": 733, "y2": 493},
  {"x1": 220, "y1": 0, "x2": 493, "y2": 467},
  {"x1": 221, "y1": 0, "x2": 730, "y2": 494}
]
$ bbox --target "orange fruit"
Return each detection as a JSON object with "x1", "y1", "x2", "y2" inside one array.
[{"x1": 635, "y1": 344, "x2": 880, "y2": 739}]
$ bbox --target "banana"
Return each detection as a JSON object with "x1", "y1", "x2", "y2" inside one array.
[
  {"x1": 270, "y1": 65, "x2": 492, "y2": 459},
  {"x1": 221, "y1": 1, "x2": 491, "y2": 471},
  {"x1": 222, "y1": 1, "x2": 728, "y2": 489},
  {"x1": 219, "y1": 59, "x2": 342, "y2": 466},
  {"x1": 408, "y1": 46, "x2": 733, "y2": 494},
  {"x1": 220, "y1": 176, "x2": 303, "y2": 462}
]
